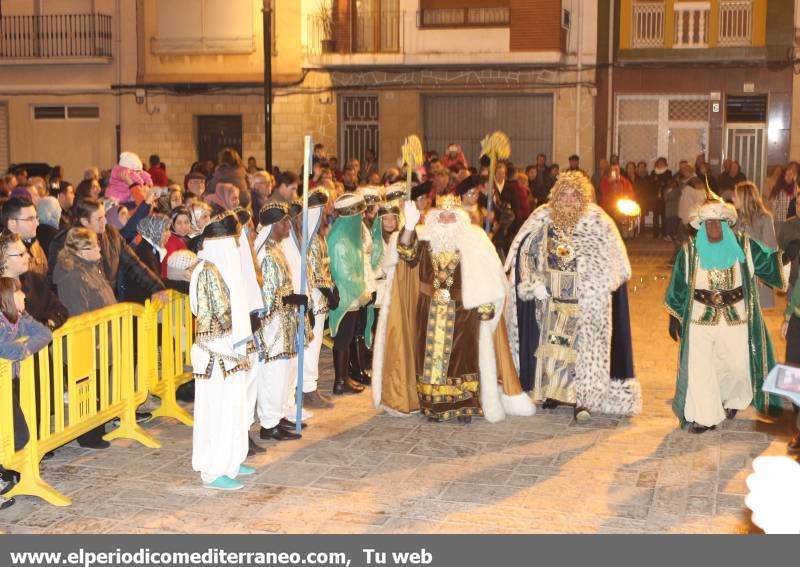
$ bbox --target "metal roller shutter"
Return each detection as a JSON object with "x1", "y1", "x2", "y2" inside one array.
[{"x1": 423, "y1": 94, "x2": 553, "y2": 167}]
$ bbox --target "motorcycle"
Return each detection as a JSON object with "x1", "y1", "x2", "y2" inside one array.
[{"x1": 614, "y1": 198, "x2": 641, "y2": 240}]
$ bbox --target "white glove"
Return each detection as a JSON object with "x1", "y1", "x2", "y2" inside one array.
[
  {"x1": 533, "y1": 283, "x2": 549, "y2": 301},
  {"x1": 783, "y1": 263, "x2": 791, "y2": 291},
  {"x1": 403, "y1": 199, "x2": 421, "y2": 231}
]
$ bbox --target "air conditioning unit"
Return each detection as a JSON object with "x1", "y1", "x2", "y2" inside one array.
[{"x1": 562, "y1": 8, "x2": 571, "y2": 30}]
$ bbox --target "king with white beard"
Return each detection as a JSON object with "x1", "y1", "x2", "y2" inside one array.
[{"x1": 371, "y1": 195, "x2": 534, "y2": 424}]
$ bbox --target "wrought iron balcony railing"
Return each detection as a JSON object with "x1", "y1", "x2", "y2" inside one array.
[
  {"x1": 0, "y1": 13, "x2": 112, "y2": 59},
  {"x1": 307, "y1": 10, "x2": 401, "y2": 56}
]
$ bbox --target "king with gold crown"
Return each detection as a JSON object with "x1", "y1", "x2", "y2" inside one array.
[{"x1": 370, "y1": 192, "x2": 535, "y2": 425}]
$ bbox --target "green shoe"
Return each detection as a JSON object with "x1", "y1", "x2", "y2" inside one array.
[
  {"x1": 204, "y1": 476, "x2": 243, "y2": 491},
  {"x1": 239, "y1": 464, "x2": 256, "y2": 476}
]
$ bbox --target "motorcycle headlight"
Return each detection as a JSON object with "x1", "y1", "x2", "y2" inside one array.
[{"x1": 616, "y1": 199, "x2": 641, "y2": 217}]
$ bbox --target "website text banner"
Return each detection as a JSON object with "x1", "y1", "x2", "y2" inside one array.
[{"x1": 0, "y1": 535, "x2": 791, "y2": 567}]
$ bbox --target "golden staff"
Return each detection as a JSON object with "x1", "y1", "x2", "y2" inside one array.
[
  {"x1": 480, "y1": 131, "x2": 511, "y2": 234},
  {"x1": 401, "y1": 134, "x2": 423, "y2": 200}
]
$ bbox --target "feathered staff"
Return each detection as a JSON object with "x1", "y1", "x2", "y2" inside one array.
[{"x1": 402, "y1": 135, "x2": 423, "y2": 200}]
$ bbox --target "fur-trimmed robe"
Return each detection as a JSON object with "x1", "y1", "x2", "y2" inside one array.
[
  {"x1": 372, "y1": 223, "x2": 535, "y2": 422},
  {"x1": 504, "y1": 203, "x2": 642, "y2": 416}
]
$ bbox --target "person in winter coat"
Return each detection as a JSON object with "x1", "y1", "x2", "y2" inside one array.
[
  {"x1": 162, "y1": 206, "x2": 191, "y2": 277},
  {"x1": 105, "y1": 152, "x2": 153, "y2": 206},
  {"x1": 206, "y1": 148, "x2": 251, "y2": 210},
  {"x1": 650, "y1": 158, "x2": 673, "y2": 240},
  {"x1": 130, "y1": 214, "x2": 171, "y2": 304},
  {"x1": 0, "y1": 276, "x2": 53, "y2": 509},
  {"x1": 52, "y1": 228, "x2": 118, "y2": 449},
  {"x1": 47, "y1": 198, "x2": 164, "y2": 302}
]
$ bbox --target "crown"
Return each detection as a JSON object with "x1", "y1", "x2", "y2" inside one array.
[{"x1": 435, "y1": 194, "x2": 462, "y2": 210}]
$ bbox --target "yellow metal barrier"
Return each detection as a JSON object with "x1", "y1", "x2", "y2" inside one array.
[
  {"x1": 143, "y1": 290, "x2": 194, "y2": 426},
  {"x1": 0, "y1": 303, "x2": 160, "y2": 506}
]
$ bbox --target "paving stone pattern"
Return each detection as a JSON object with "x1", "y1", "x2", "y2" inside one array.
[{"x1": 1, "y1": 239, "x2": 795, "y2": 533}]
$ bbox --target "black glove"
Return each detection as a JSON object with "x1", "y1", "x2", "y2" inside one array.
[
  {"x1": 366, "y1": 291, "x2": 377, "y2": 307},
  {"x1": 783, "y1": 240, "x2": 800, "y2": 265},
  {"x1": 283, "y1": 293, "x2": 308, "y2": 308},
  {"x1": 668, "y1": 315, "x2": 682, "y2": 342},
  {"x1": 320, "y1": 287, "x2": 340, "y2": 310},
  {"x1": 308, "y1": 309, "x2": 316, "y2": 329}
]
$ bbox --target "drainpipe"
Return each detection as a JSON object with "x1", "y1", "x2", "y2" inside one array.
[
  {"x1": 606, "y1": 0, "x2": 615, "y2": 159},
  {"x1": 575, "y1": 0, "x2": 582, "y2": 161}
]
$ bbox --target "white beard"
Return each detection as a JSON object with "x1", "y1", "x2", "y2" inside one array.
[{"x1": 425, "y1": 210, "x2": 467, "y2": 255}]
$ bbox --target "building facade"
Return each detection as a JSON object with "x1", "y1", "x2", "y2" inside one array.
[{"x1": 596, "y1": 0, "x2": 795, "y2": 188}]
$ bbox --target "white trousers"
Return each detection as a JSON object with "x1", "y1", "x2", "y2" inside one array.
[
  {"x1": 685, "y1": 321, "x2": 752, "y2": 427},
  {"x1": 245, "y1": 353, "x2": 258, "y2": 428},
  {"x1": 192, "y1": 361, "x2": 249, "y2": 484},
  {"x1": 256, "y1": 357, "x2": 291, "y2": 430},
  {"x1": 283, "y1": 356, "x2": 301, "y2": 420},
  {"x1": 303, "y1": 304, "x2": 326, "y2": 393}
]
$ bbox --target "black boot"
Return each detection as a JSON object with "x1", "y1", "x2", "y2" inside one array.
[
  {"x1": 349, "y1": 338, "x2": 372, "y2": 386},
  {"x1": 333, "y1": 345, "x2": 365, "y2": 395}
]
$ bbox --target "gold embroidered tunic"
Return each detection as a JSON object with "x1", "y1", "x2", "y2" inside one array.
[
  {"x1": 398, "y1": 238, "x2": 482, "y2": 421},
  {"x1": 193, "y1": 262, "x2": 250, "y2": 379},
  {"x1": 309, "y1": 233, "x2": 334, "y2": 314},
  {"x1": 256, "y1": 239, "x2": 310, "y2": 362}
]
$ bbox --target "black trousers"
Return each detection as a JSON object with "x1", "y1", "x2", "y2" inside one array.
[
  {"x1": 11, "y1": 379, "x2": 30, "y2": 451},
  {"x1": 333, "y1": 310, "x2": 359, "y2": 352}
]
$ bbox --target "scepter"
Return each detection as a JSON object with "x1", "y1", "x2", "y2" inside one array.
[
  {"x1": 402, "y1": 135, "x2": 423, "y2": 200},
  {"x1": 294, "y1": 134, "x2": 313, "y2": 435},
  {"x1": 480, "y1": 131, "x2": 511, "y2": 234}
]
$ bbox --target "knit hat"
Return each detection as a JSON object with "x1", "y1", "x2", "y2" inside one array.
[
  {"x1": 167, "y1": 250, "x2": 198, "y2": 281},
  {"x1": 119, "y1": 151, "x2": 143, "y2": 171}
]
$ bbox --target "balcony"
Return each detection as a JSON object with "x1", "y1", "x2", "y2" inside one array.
[
  {"x1": 307, "y1": 11, "x2": 401, "y2": 57},
  {"x1": 0, "y1": 13, "x2": 112, "y2": 62},
  {"x1": 629, "y1": 0, "x2": 755, "y2": 50}
]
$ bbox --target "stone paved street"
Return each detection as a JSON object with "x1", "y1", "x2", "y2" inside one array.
[{"x1": 1, "y1": 238, "x2": 796, "y2": 534}]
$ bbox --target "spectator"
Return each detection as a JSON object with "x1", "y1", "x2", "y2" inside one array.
[
  {"x1": 769, "y1": 166, "x2": 798, "y2": 232},
  {"x1": 3, "y1": 173, "x2": 18, "y2": 192},
  {"x1": 165, "y1": 249, "x2": 198, "y2": 295},
  {"x1": 530, "y1": 153, "x2": 553, "y2": 206},
  {"x1": 203, "y1": 182, "x2": 240, "y2": 216},
  {"x1": 48, "y1": 198, "x2": 164, "y2": 302},
  {"x1": 27, "y1": 177, "x2": 46, "y2": 199},
  {"x1": 664, "y1": 163, "x2": 691, "y2": 241},
  {"x1": 763, "y1": 165, "x2": 783, "y2": 207},
  {"x1": 427, "y1": 170, "x2": 451, "y2": 201},
  {"x1": 207, "y1": 148, "x2": 251, "y2": 210},
  {"x1": 162, "y1": 206, "x2": 191, "y2": 278},
  {"x1": 0, "y1": 276, "x2": 53, "y2": 501},
  {"x1": 11, "y1": 167, "x2": 28, "y2": 186},
  {"x1": 718, "y1": 160, "x2": 747, "y2": 201},
  {"x1": 11, "y1": 183, "x2": 39, "y2": 207},
  {"x1": 490, "y1": 161, "x2": 522, "y2": 253},
  {"x1": 633, "y1": 161, "x2": 658, "y2": 236},
  {"x1": 251, "y1": 171, "x2": 273, "y2": 215},
  {"x1": 567, "y1": 154, "x2": 582, "y2": 172},
  {"x1": 35, "y1": 196, "x2": 62, "y2": 257},
  {"x1": 599, "y1": 163, "x2": 635, "y2": 213},
  {"x1": 187, "y1": 201, "x2": 213, "y2": 252},
  {"x1": 0, "y1": 232, "x2": 67, "y2": 331},
  {"x1": 246, "y1": 156, "x2": 260, "y2": 174},
  {"x1": 83, "y1": 167, "x2": 100, "y2": 181},
  {"x1": 53, "y1": 228, "x2": 118, "y2": 448},
  {"x1": 2, "y1": 197, "x2": 48, "y2": 277},
  {"x1": 677, "y1": 175, "x2": 708, "y2": 243},
  {"x1": 650, "y1": 157, "x2": 673, "y2": 239},
  {"x1": 341, "y1": 165, "x2": 358, "y2": 193},
  {"x1": 359, "y1": 149, "x2": 379, "y2": 185},
  {"x1": 550, "y1": 163, "x2": 560, "y2": 179},
  {"x1": 441, "y1": 143, "x2": 469, "y2": 170},
  {"x1": 53, "y1": 182, "x2": 75, "y2": 228},
  {"x1": 312, "y1": 143, "x2": 326, "y2": 165},
  {"x1": 46, "y1": 166, "x2": 63, "y2": 192},
  {"x1": 147, "y1": 154, "x2": 169, "y2": 188},
  {"x1": 592, "y1": 157, "x2": 610, "y2": 193},
  {"x1": 268, "y1": 171, "x2": 299, "y2": 204},
  {"x1": 733, "y1": 181, "x2": 776, "y2": 308},
  {"x1": 184, "y1": 171, "x2": 206, "y2": 200},
  {"x1": 106, "y1": 152, "x2": 152, "y2": 206},
  {"x1": 694, "y1": 154, "x2": 719, "y2": 195},
  {"x1": 328, "y1": 157, "x2": 343, "y2": 182},
  {"x1": 129, "y1": 214, "x2": 171, "y2": 304}
]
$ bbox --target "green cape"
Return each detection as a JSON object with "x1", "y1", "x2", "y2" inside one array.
[{"x1": 327, "y1": 214, "x2": 366, "y2": 337}]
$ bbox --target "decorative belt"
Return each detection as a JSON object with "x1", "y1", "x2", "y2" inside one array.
[{"x1": 693, "y1": 287, "x2": 744, "y2": 307}]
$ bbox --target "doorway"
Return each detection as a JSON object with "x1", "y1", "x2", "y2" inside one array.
[{"x1": 196, "y1": 115, "x2": 243, "y2": 164}]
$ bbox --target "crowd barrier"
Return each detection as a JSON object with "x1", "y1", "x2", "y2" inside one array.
[{"x1": 0, "y1": 290, "x2": 195, "y2": 506}]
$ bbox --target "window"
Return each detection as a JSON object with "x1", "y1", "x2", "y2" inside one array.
[
  {"x1": 151, "y1": 0, "x2": 255, "y2": 55},
  {"x1": 33, "y1": 105, "x2": 100, "y2": 120}
]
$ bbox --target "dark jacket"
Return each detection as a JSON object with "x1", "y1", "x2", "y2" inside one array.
[
  {"x1": 129, "y1": 239, "x2": 165, "y2": 304},
  {"x1": 52, "y1": 253, "x2": 117, "y2": 316},
  {"x1": 48, "y1": 224, "x2": 164, "y2": 302},
  {"x1": 36, "y1": 225, "x2": 59, "y2": 263},
  {"x1": 19, "y1": 271, "x2": 68, "y2": 330},
  {"x1": 207, "y1": 163, "x2": 251, "y2": 210}
]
